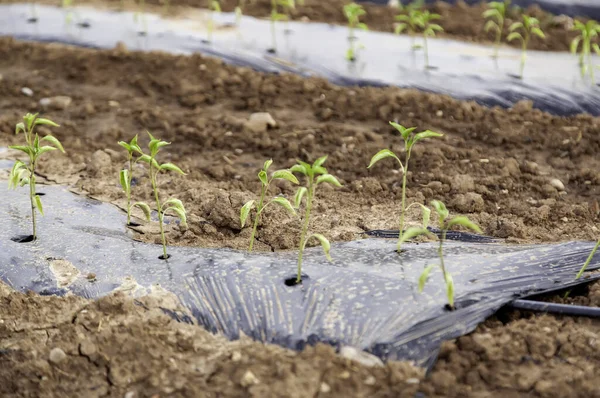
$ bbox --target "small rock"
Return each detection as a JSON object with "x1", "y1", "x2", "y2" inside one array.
[
  {"x1": 240, "y1": 370, "x2": 259, "y2": 387},
  {"x1": 21, "y1": 87, "x2": 34, "y2": 97},
  {"x1": 87, "y1": 150, "x2": 112, "y2": 176},
  {"x1": 436, "y1": 110, "x2": 443, "y2": 117},
  {"x1": 364, "y1": 375, "x2": 376, "y2": 385},
  {"x1": 562, "y1": 217, "x2": 568, "y2": 222},
  {"x1": 87, "y1": 273, "x2": 96, "y2": 281},
  {"x1": 108, "y1": 100, "x2": 120, "y2": 107},
  {"x1": 320, "y1": 382, "x2": 331, "y2": 393},
  {"x1": 550, "y1": 178, "x2": 565, "y2": 191},
  {"x1": 244, "y1": 112, "x2": 277, "y2": 133},
  {"x1": 124, "y1": 392, "x2": 136, "y2": 398},
  {"x1": 231, "y1": 351, "x2": 242, "y2": 362},
  {"x1": 40, "y1": 96, "x2": 72, "y2": 110},
  {"x1": 451, "y1": 192, "x2": 484, "y2": 213},
  {"x1": 79, "y1": 340, "x2": 97, "y2": 356},
  {"x1": 49, "y1": 347, "x2": 67, "y2": 364},
  {"x1": 339, "y1": 371, "x2": 351, "y2": 379},
  {"x1": 479, "y1": 159, "x2": 489, "y2": 163},
  {"x1": 406, "y1": 378, "x2": 420, "y2": 384},
  {"x1": 340, "y1": 346, "x2": 384, "y2": 367},
  {"x1": 451, "y1": 174, "x2": 475, "y2": 194}
]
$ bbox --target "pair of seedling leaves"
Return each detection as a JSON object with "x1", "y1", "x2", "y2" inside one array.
[{"x1": 118, "y1": 133, "x2": 187, "y2": 230}]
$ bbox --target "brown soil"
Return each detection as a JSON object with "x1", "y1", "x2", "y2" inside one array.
[
  {"x1": 1, "y1": 12, "x2": 600, "y2": 397},
  {"x1": 0, "y1": 0, "x2": 585, "y2": 52}
]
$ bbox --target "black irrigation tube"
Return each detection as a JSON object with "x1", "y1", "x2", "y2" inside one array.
[{"x1": 509, "y1": 299, "x2": 600, "y2": 318}]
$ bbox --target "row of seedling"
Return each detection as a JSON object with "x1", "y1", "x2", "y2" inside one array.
[{"x1": 6, "y1": 113, "x2": 599, "y2": 308}]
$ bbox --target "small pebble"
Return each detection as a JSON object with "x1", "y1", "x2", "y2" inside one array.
[
  {"x1": 108, "y1": 100, "x2": 120, "y2": 107},
  {"x1": 479, "y1": 159, "x2": 489, "y2": 163},
  {"x1": 231, "y1": 351, "x2": 242, "y2": 362},
  {"x1": 240, "y1": 370, "x2": 259, "y2": 387},
  {"x1": 406, "y1": 378, "x2": 420, "y2": 384},
  {"x1": 550, "y1": 178, "x2": 565, "y2": 191},
  {"x1": 436, "y1": 110, "x2": 443, "y2": 117},
  {"x1": 49, "y1": 347, "x2": 67, "y2": 364},
  {"x1": 21, "y1": 87, "x2": 34, "y2": 97},
  {"x1": 320, "y1": 382, "x2": 331, "y2": 393},
  {"x1": 124, "y1": 392, "x2": 136, "y2": 398},
  {"x1": 364, "y1": 375, "x2": 376, "y2": 385}
]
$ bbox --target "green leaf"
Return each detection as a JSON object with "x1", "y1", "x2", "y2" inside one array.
[
  {"x1": 367, "y1": 149, "x2": 402, "y2": 169},
  {"x1": 357, "y1": 22, "x2": 368, "y2": 31},
  {"x1": 258, "y1": 170, "x2": 268, "y2": 186},
  {"x1": 159, "y1": 162, "x2": 185, "y2": 174},
  {"x1": 24, "y1": 113, "x2": 36, "y2": 131},
  {"x1": 316, "y1": 174, "x2": 342, "y2": 187},
  {"x1": 446, "y1": 216, "x2": 482, "y2": 234},
  {"x1": 531, "y1": 27, "x2": 545, "y2": 39},
  {"x1": 398, "y1": 227, "x2": 433, "y2": 245},
  {"x1": 9, "y1": 145, "x2": 34, "y2": 158},
  {"x1": 313, "y1": 155, "x2": 328, "y2": 169},
  {"x1": 163, "y1": 198, "x2": 185, "y2": 212},
  {"x1": 418, "y1": 264, "x2": 437, "y2": 292},
  {"x1": 150, "y1": 139, "x2": 170, "y2": 156},
  {"x1": 42, "y1": 135, "x2": 65, "y2": 153},
  {"x1": 263, "y1": 159, "x2": 273, "y2": 171},
  {"x1": 165, "y1": 206, "x2": 187, "y2": 228},
  {"x1": 418, "y1": 204, "x2": 431, "y2": 229},
  {"x1": 133, "y1": 202, "x2": 152, "y2": 222},
  {"x1": 37, "y1": 146, "x2": 58, "y2": 156},
  {"x1": 482, "y1": 9, "x2": 500, "y2": 18},
  {"x1": 271, "y1": 197, "x2": 296, "y2": 216},
  {"x1": 412, "y1": 130, "x2": 443, "y2": 144},
  {"x1": 272, "y1": 170, "x2": 299, "y2": 184},
  {"x1": 294, "y1": 187, "x2": 307, "y2": 208},
  {"x1": 33, "y1": 134, "x2": 39, "y2": 150},
  {"x1": 389, "y1": 121, "x2": 413, "y2": 141},
  {"x1": 15, "y1": 122, "x2": 26, "y2": 135},
  {"x1": 34, "y1": 118, "x2": 60, "y2": 128},
  {"x1": 313, "y1": 166, "x2": 327, "y2": 175},
  {"x1": 240, "y1": 200, "x2": 255, "y2": 227},
  {"x1": 307, "y1": 233, "x2": 332, "y2": 261},
  {"x1": 120, "y1": 169, "x2": 130, "y2": 192},
  {"x1": 428, "y1": 23, "x2": 443, "y2": 32},
  {"x1": 137, "y1": 154, "x2": 153, "y2": 164},
  {"x1": 9, "y1": 161, "x2": 27, "y2": 189},
  {"x1": 118, "y1": 141, "x2": 131, "y2": 152},
  {"x1": 395, "y1": 23, "x2": 408, "y2": 34},
  {"x1": 446, "y1": 273, "x2": 455, "y2": 307},
  {"x1": 430, "y1": 200, "x2": 449, "y2": 221},
  {"x1": 508, "y1": 21, "x2": 523, "y2": 32},
  {"x1": 290, "y1": 164, "x2": 308, "y2": 176},
  {"x1": 506, "y1": 32, "x2": 522, "y2": 42},
  {"x1": 34, "y1": 194, "x2": 44, "y2": 216},
  {"x1": 484, "y1": 20, "x2": 499, "y2": 33}
]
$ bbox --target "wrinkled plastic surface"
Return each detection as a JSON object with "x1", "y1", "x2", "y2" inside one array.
[
  {"x1": 1, "y1": 4, "x2": 600, "y2": 116},
  {"x1": 1, "y1": 183, "x2": 599, "y2": 369}
]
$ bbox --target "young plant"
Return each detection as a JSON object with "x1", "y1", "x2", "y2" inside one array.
[
  {"x1": 507, "y1": 15, "x2": 545, "y2": 79},
  {"x1": 279, "y1": 0, "x2": 295, "y2": 33},
  {"x1": 8, "y1": 113, "x2": 65, "y2": 240},
  {"x1": 415, "y1": 10, "x2": 443, "y2": 69},
  {"x1": 368, "y1": 122, "x2": 442, "y2": 253},
  {"x1": 134, "y1": 0, "x2": 148, "y2": 35},
  {"x1": 235, "y1": 0, "x2": 246, "y2": 26},
  {"x1": 417, "y1": 200, "x2": 481, "y2": 309},
  {"x1": 135, "y1": 131, "x2": 187, "y2": 260},
  {"x1": 269, "y1": 0, "x2": 289, "y2": 53},
  {"x1": 483, "y1": 0, "x2": 511, "y2": 58},
  {"x1": 207, "y1": 0, "x2": 222, "y2": 43},
  {"x1": 570, "y1": 19, "x2": 600, "y2": 80},
  {"x1": 343, "y1": 2, "x2": 368, "y2": 61},
  {"x1": 240, "y1": 159, "x2": 299, "y2": 251},
  {"x1": 291, "y1": 156, "x2": 342, "y2": 284},
  {"x1": 118, "y1": 135, "x2": 151, "y2": 226},
  {"x1": 62, "y1": 0, "x2": 74, "y2": 25},
  {"x1": 394, "y1": 1, "x2": 424, "y2": 51},
  {"x1": 574, "y1": 239, "x2": 600, "y2": 280}
]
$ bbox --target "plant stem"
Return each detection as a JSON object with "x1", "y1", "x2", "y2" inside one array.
[
  {"x1": 575, "y1": 239, "x2": 600, "y2": 280},
  {"x1": 423, "y1": 34, "x2": 429, "y2": 69},
  {"x1": 150, "y1": 160, "x2": 167, "y2": 259},
  {"x1": 29, "y1": 167, "x2": 37, "y2": 239},
  {"x1": 397, "y1": 153, "x2": 410, "y2": 253},
  {"x1": 249, "y1": 185, "x2": 266, "y2": 252},
  {"x1": 438, "y1": 229, "x2": 448, "y2": 283},
  {"x1": 126, "y1": 154, "x2": 133, "y2": 225},
  {"x1": 271, "y1": 18, "x2": 277, "y2": 51},
  {"x1": 296, "y1": 181, "x2": 313, "y2": 283},
  {"x1": 520, "y1": 35, "x2": 528, "y2": 78}
]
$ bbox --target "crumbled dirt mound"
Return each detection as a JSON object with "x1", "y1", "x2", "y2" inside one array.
[
  {"x1": 0, "y1": 281, "x2": 424, "y2": 397},
  {"x1": 0, "y1": 0, "x2": 582, "y2": 52},
  {"x1": 0, "y1": 37, "x2": 598, "y2": 253}
]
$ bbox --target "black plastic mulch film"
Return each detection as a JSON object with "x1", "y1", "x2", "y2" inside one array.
[{"x1": 1, "y1": 184, "x2": 598, "y2": 369}]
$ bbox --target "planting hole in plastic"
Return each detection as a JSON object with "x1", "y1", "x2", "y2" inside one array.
[
  {"x1": 284, "y1": 274, "x2": 308, "y2": 286},
  {"x1": 11, "y1": 235, "x2": 35, "y2": 243},
  {"x1": 158, "y1": 254, "x2": 171, "y2": 260}
]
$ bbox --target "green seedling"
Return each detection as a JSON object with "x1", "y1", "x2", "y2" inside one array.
[
  {"x1": 483, "y1": 0, "x2": 511, "y2": 59},
  {"x1": 368, "y1": 122, "x2": 442, "y2": 253},
  {"x1": 240, "y1": 159, "x2": 299, "y2": 251},
  {"x1": 291, "y1": 156, "x2": 342, "y2": 284},
  {"x1": 395, "y1": 1, "x2": 425, "y2": 51},
  {"x1": 575, "y1": 239, "x2": 600, "y2": 281},
  {"x1": 61, "y1": 0, "x2": 74, "y2": 25},
  {"x1": 415, "y1": 10, "x2": 443, "y2": 69},
  {"x1": 269, "y1": 0, "x2": 289, "y2": 53},
  {"x1": 507, "y1": 15, "x2": 545, "y2": 79},
  {"x1": 235, "y1": 0, "x2": 246, "y2": 26},
  {"x1": 570, "y1": 19, "x2": 600, "y2": 80},
  {"x1": 343, "y1": 2, "x2": 368, "y2": 61},
  {"x1": 279, "y1": 0, "x2": 295, "y2": 32},
  {"x1": 207, "y1": 0, "x2": 221, "y2": 43},
  {"x1": 134, "y1": 0, "x2": 148, "y2": 35},
  {"x1": 417, "y1": 200, "x2": 482, "y2": 309},
  {"x1": 118, "y1": 135, "x2": 150, "y2": 226},
  {"x1": 8, "y1": 113, "x2": 65, "y2": 240},
  {"x1": 134, "y1": 131, "x2": 187, "y2": 260}
]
